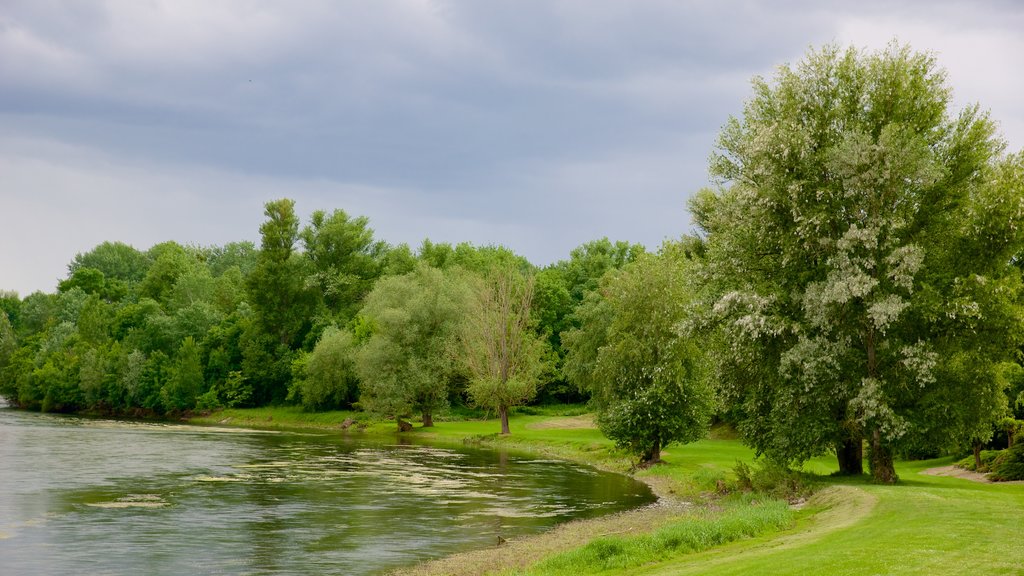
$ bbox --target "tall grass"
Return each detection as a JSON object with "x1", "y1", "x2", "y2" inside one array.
[{"x1": 516, "y1": 495, "x2": 793, "y2": 575}]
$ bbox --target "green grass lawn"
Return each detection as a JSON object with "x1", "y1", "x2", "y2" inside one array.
[{"x1": 189, "y1": 407, "x2": 1024, "y2": 575}]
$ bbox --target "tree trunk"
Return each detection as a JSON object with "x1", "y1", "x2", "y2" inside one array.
[
  {"x1": 836, "y1": 436, "x2": 864, "y2": 475},
  {"x1": 642, "y1": 437, "x2": 662, "y2": 467},
  {"x1": 869, "y1": 428, "x2": 897, "y2": 483},
  {"x1": 1008, "y1": 430, "x2": 1015, "y2": 449},
  {"x1": 499, "y1": 405, "x2": 510, "y2": 435},
  {"x1": 422, "y1": 410, "x2": 434, "y2": 428},
  {"x1": 973, "y1": 441, "x2": 982, "y2": 470}
]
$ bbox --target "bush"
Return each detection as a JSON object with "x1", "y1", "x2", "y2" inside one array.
[
  {"x1": 954, "y1": 450, "x2": 1004, "y2": 473},
  {"x1": 733, "y1": 460, "x2": 812, "y2": 502},
  {"x1": 990, "y1": 442, "x2": 1024, "y2": 482}
]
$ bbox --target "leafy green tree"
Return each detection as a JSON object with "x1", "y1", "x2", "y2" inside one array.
[
  {"x1": 559, "y1": 238, "x2": 645, "y2": 303},
  {"x1": 459, "y1": 264, "x2": 549, "y2": 435},
  {"x1": 301, "y1": 209, "x2": 386, "y2": 321},
  {"x1": 58, "y1": 267, "x2": 110, "y2": 298},
  {"x1": 356, "y1": 264, "x2": 471, "y2": 428},
  {"x1": 290, "y1": 327, "x2": 358, "y2": 410},
  {"x1": 564, "y1": 248, "x2": 714, "y2": 465},
  {"x1": 204, "y1": 241, "x2": 258, "y2": 277},
  {"x1": 244, "y1": 199, "x2": 317, "y2": 403},
  {"x1": 69, "y1": 241, "x2": 149, "y2": 285},
  {"x1": 139, "y1": 242, "x2": 196, "y2": 303},
  {"x1": 140, "y1": 350, "x2": 171, "y2": 412},
  {"x1": 380, "y1": 243, "x2": 418, "y2": 276},
  {"x1": 532, "y1": 239, "x2": 645, "y2": 403},
  {"x1": 161, "y1": 337, "x2": 204, "y2": 411},
  {"x1": 0, "y1": 291, "x2": 22, "y2": 328},
  {"x1": 691, "y1": 43, "x2": 1024, "y2": 482},
  {"x1": 0, "y1": 311, "x2": 17, "y2": 399},
  {"x1": 17, "y1": 292, "x2": 55, "y2": 338},
  {"x1": 77, "y1": 295, "x2": 112, "y2": 346}
]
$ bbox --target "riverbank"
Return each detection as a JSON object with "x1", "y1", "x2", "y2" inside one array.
[
  {"x1": 188, "y1": 407, "x2": 1024, "y2": 575},
  {"x1": 188, "y1": 406, "x2": 803, "y2": 573}
]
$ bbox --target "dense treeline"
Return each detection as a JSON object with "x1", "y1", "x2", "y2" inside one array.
[
  {"x1": 0, "y1": 198, "x2": 644, "y2": 433},
  {"x1": 3, "y1": 43, "x2": 1024, "y2": 480}
]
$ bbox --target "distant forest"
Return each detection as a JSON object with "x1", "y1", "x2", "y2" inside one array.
[{"x1": 0, "y1": 198, "x2": 645, "y2": 419}]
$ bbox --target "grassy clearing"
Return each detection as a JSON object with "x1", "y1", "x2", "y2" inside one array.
[{"x1": 188, "y1": 408, "x2": 1024, "y2": 575}]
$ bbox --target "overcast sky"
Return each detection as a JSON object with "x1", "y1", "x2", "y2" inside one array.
[{"x1": 2, "y1": 1, "x2": 1022, "y2": 296}]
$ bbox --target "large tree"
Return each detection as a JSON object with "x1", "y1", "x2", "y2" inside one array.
[
  {"x1": 564, "y1": 247, "x2": 714, "y2": 465},
  {"x1": 356, "y1": 264, "x2": 470, "y2": 429},
  {"x1": 244, "y1": 199, "x2": 316, "y2": 404},
  {"x1": 692, "y1": 43, "x2": 1024, "y2": 482},
  {"x1": 459, "y1": 264, "x2": 549, "y2": 435}
]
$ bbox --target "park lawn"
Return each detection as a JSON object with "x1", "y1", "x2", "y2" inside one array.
[
  {"x1": 189, "y1": 408, "x2": 1024, "y2": 575},
  {"x1": 533, "y1": 455, "x2": 1024, "y2": 576}
]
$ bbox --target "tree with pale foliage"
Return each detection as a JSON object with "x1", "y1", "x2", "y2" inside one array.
[
  {"x1": 459, "y1": 264, "x2": 549, "y2": 435},
  {"x1": 692, "y1": 43, "x2": 1024, "y2": 483},
  {"x1": 356, "y1": 264, "x2": 470, "y2": 429},
  {"x1": 564, "y1": 246, "x2": 714, "y2": 465}
]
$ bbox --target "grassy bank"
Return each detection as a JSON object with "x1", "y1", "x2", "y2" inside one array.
[{"x1": 188, "y1": 407, "x2": 1024, "y2": 575}]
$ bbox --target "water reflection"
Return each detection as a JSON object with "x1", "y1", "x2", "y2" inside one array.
[{"x1": 0, "y1": 409, "x2": 654, "y2": 575}]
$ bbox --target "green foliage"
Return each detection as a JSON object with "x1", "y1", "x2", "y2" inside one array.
[
  {"x1": 459, "y1": 264, "x2": 549, "y2": 434},
  {"x1": 290, "y1": 327, "x2": 358, "y2": 410},
  {"x1": 693, "y1": 43, "x2": 1024, "y2": 482},
  {"x1": 565, "y1": 248, "x2": 714, "y2": 463},
  {"x1": 379, "y1": 243, "x2": 417, "y2": 276},
  {"x1": 733, "y1": 460, "x2": 812, "y2": 501},
  {"x1": 301, "y1": 208, "x2": 386, "y2": 321},
  {"x1": 139, "y1": 242, "x2": 197, "y2": 303},
  {"x1": 0, "y1": 311, "x2": 16, "y2": 399},
  {"x1": 203, "y1": 241, "x2": 258, "y2": 278},
  {"x1": 990, "y1": 442, "x2": 1024, "y2": 481},
  {"x1": 161, "y1": 337, "x2": 204, "y2": 411},
  {"x1": 69, "y1": 241, "x2": 149, "y2": 284},
  {"x1": 356, "y1": 264, "x2": 471, "y2": 424},
  {"x1": 247, "y1": 199, "x2": 317, "y2": 349},
  {"x1": 954, "y1": 450, "x2": 1004, "y2": 473}
]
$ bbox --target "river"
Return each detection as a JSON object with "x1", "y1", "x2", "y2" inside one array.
[{"x1": 0, "y1": 408, "x2": 654, "y2": 575}]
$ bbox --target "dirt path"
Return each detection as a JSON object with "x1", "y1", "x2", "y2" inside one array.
[
  {"x1": 524, "y1": 414, "x2": 596, "y2": 430},
  {"x1": 920, "y1": 465, "x2": 991, "y2": 483},
  {"x1": 921, "y1": 465, "x2": 1024, "y2": 485}
]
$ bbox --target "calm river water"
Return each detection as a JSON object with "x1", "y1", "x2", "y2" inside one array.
[{"x1": 0, "y1": 408, "x2": 654, "y2": 575}]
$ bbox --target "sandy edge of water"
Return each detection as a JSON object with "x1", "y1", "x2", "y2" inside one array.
[{"x1": 390, "y1": 488, "x2": 691, "y2": 576}]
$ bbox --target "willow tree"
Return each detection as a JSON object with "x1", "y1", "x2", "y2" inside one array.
[
  {"x1": 692, "y1": 43, "x2": 1024, "y2": 483},
  {"x1": 460, "y1": 264, "x2": 548, "y2": 435},
  {"x1": 356, "y1": 264, "x2": 470, "y2": 429}
]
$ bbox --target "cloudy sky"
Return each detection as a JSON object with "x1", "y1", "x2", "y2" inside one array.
[{"x1": 2, "y1": 1, "x2": 1022, "y2": 296}]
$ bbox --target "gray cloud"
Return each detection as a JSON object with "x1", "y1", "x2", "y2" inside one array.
[{"x1": 1, "y1": 0, "x2": 1022, "y2": 296}]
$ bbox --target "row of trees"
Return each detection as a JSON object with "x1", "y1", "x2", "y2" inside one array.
[
  {"x1": 2, "y1": 43, "x2": 1023, "y2": 482},
  {"x1": 0, "y1": 200, "x2": 646, "y2": 434}
]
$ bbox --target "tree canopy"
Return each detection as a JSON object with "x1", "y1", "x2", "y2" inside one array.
[
  {"x1": 564, "y1": 246, "x2": 714, "y2": 464},
  {"x1": 692, "y1": 43, "x2": 1024, "y2": 482}
]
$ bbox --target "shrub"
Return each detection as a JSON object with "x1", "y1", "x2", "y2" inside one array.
[
  {"x1": 954, "y1": 450, "x2": 1004, "y2": 473},
  {"x1": 990, "y1": 442, "x2": 1024, "y2": 481},
  {"x1": 733, "y1": 460, "x2": 812, "y2": 502}
]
